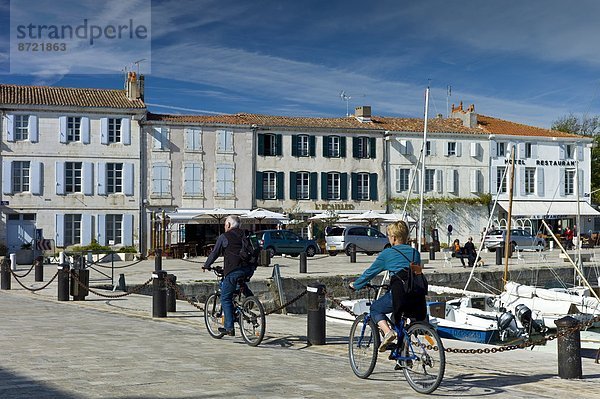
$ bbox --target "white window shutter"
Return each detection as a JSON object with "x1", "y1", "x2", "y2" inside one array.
[
  {"x1": 435, "y1": 170, "x2": 443, "y2": 193},
  {"x1": 490, "y1": 167, "x2": 497, "y2": 195},
  {"x1": 447, "y1": 169, "x2": 456, "y2": 193},
  {"x1": 430, "y1": 141, "x2": 436, "y2": 156},
  {"x1": 97, "y1": 214, "x2": 106, "y2": 245},
  {"x1": 81, "y1": 214, "x2": 93, "y2": 245},
  {"x1": 55, "y1": 162, "x2": 65, "y2": 195},
  {"x1": 2, "y1": 160, "x2": 12, "y2": 194},
  {"x1": 519, "y1": 167, "x2": 526, "y2": 196},
  {"x1": 456, "y1": 142, "x2": 462, "y2": 157},
  {"x1": 470, "y1": 142, "x2": 478, "y2": 157},
  {"x1": 577, "y1": 145, "x2": 584, "y2": 161},
  {"x1": 395, "y1": 168, "x2": 401, "y2": 192},
  {"x1": 28, "y1": 115, "x2": 38, "y2": 142},
  {"x1": 490, "y1": 142, "x2": 497, "y2": 158},
  {"x1": 121, "y1": 118, "x2": 131, "y2": 145},
  {"x1": 55, "y1": 214, "x2": 65, "y2": 247},
  {"x1": 399, "y1": 139, "x2": 407, "y2": 155},
  {"x1": 411, "y1": 170, "x2": 419, "y2": 193},
  {"x1": 153, "y1": 127, "x2": 162, "y2": 149},
  {"x1": 559, "y1": 169, "x2": 566, "y2": 196},
  {"x1": 470, "y1": 170, "x2": 478, "y2": 193},
  {"x1": 97, "y1": 162, "x2": 107, "y2": 195},
  {"x1": 578, "y1": 169, "x2": 584, "y2": 195},
  {"x1": 100, "y1": 118, "x2": 108, "y2": 145},
  {"x1": 6, "y1": 115, "x2": 14, "y2": 142},
  {"x1": 185, "y1": 129, "x2": 194, "y2": 151},
  {"x1": 518, "y1": 142, "x2": 526, "y2": 159},
  {"x1": 123, "y1": 214, "x2": 134, "y2": 246},
  {"x1": 30, "y1": 161, "x2": 42, "y2": 195},
  {"x1": 59, "y1": 116, "x2": 67, "y2": 143},
  {"x1": 559, "y1": 144, "x2": 565, "y2": 160},
  {"x1": 83, "y1": 162, "x2": 94, "y2": 195},
  {"x1": 81, "y1": 117, "x2": 90, "y2": 144},
  {"x1": 530, "y1": 143, "x2": 537, "y2": 159},
  {"x1": 445, "y1": 142, "x2": 450, "y2": 156},
  {"x1": 124, "y1": 163, "x2": 134, "y2": 196},
  {"x1": 537, "y1": 167, "x2": 544, "y2": 197},
  {"x1": 183, "y1": 163, "x2": 193, "y2": 195}
]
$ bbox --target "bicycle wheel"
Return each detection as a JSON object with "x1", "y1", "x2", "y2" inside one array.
[
  {"x1": 348, "y1": 314, "x2": 380, "y2": 379},
  {"x1": 401, "y1": 322, "x2": 445, "y2": 394},
  {"x1": 204, "y1": 293, "x2": 225, "y2": 339},
  {"x1": 239, "y1": 296, "x2": 266, "y2": 346}
]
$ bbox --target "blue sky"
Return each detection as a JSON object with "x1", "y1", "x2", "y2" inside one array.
[{"x1": 1, "y1": 0, "x2": 600, "y2": 128}]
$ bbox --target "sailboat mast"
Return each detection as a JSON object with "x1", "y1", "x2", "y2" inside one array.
[
  {"x1": 503, "y1": 148, "x2": 516, "y2": 285},
  {"x1": 417, "y1": 87, "x2": 430, "y2": 252},
  {"x1": 575, "y1": 160, "x2": 582, "y2": 284}
]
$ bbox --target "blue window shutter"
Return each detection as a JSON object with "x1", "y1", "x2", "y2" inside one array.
[
  {"x1": 97, "y1": 162, "x2": 106, "y2": 195},
  {"x1": 340, "y1": 137, "x2": 347, "y2": 158},
  {"x1": 83, "y1": 162, "x2": 94, "y2": 195},
  {"x1": 353, "y1": 137, "x2": 359, "y2": 158},
  {"x1": 289, "y1": 172, "x2": 297, "y2": 199},
  {"x1": 100, "y1": 118, "x2": 108, "y2": 144},
  {"x1": 121, "y1": 118, "x2": 131, "y2": 145},
  {"x1": 276, "y1": 134, "x2": 283, "y2": 156},
  {"x1": 6, "y1": 115, "x2": 14, "y2": 142},
  {"x1": 30, "y1": 161, "x2": 42, "y2": 195},
  {"x1": 255, "y1": 171, "x2": 263, "y2": 199},
  {"x1": 59, "y1": 116, "x2": 67, "y2": 143},
  {"x1": 370, "y1": 173, "x2": 378, "y2": 200},
  {"x1": 291, "y1": 135, "x2": 298, "y2": 157},
  {"x1": 276, "y1": 172, "x2": 284, "y2": 199},
  {"x1": 124, "y1": 163, "x2": 134, "y2": 196},
  {"x1": 81, "y1": 117, "x2": 90, "y2": 144},
  {"x1": 370, "y1": 137, "x2": 377, "y2": 159},
  {"x1": 340, "y1": 172, "x2": 348, "y2": 200},
  {"x1": 81, "y1": 214, "x2": 93, "y2": 245},
  {"x1": 55, "y1": 214, "x2": 65, "y2": 247},
  {"x1": 97, "y1": 214, "x2": 106, "y2": 245},
  {"x1": 310, "y1": 172, "x2": 317, "y2": 200},
  {"x1": 321, "y1": 172, "x2": 328, "y2": 199},
  {"x1": 2, "y1": 160, "x2": 12, "y2": 194},
  {"x1": 323, "y1": 136, "x2": 330, "y2": 157},
  {"x1": 123, "y1": 214, "x2": 134, "y2": 246},
  {"x1": 351, "y1": 173, "x2": 358, "y2": 200},
  {"x1": 309, "y1": 136, "x2": 316, "y2": 157},
  {"x1": 55, "y1": 162, "x2": 65, "y2": 195},
  {"x1": 257, "y1": 134, "x2": 264, "y2": 156},
  {"x1": 29, "y1": 115, "x2": 38, "y2": 142}
]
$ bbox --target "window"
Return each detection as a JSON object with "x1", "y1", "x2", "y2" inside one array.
[
  {"x1": 329, "y1": 136, "x2": 340, "y2": 158},
  {"x1": 152, "y1": 164, "x2": 170, "y2": 196},
  {"x1": 263, "y1": 134, "x2": 277, "y2": 156},
  {"x1": 356, "y1": 137, "x2": 370, "y2": 158},
  {"x1": 496, "y1": 167, "x2": 506, "y2": 193},
  {"x1": 65, "y1": 162, "x2": 82, "y2": 193},
  {"x1": 327, "y1": 172, "x2": 340, "y2": 200},
  {"x1": 525, "y1": 143, "x2": 532, "y2": 158},
  {"x1": 217, "y1": 130, "x2": 233, "y2": 153},
  {"x1": 64, "y1": 214, "x2": 82, "y2": 246},
  {"x1": 183, "y1": 163, "x2": 203, "y2": 196},
  {"x1": 153, "y1": 127, "x2": 169, "y2": 150},
  {"x1": 107, "y1": 118, "x2": 122, "y2": 143},
  {"x1": 524, "y1": 167, "x2": 536, "y2": 195},
  {"x1": 396, "y1": 168, "x2": 409, "y2": 192},
  {"x1": 185, "y1": 128, "x2": 202, "y2": 151},
  {"x1": 262, "y1": 171, "x2": 277, "y2": 200},
  {"x1": 296, "y1": 172, "x2": 310, "y2": 200},
  {"x1": 447, "y1": 142, "x2": 457, "y2": 156},
  {"x1": 106, "y1": 163, "x2": 123, "y2": 194},
  {"x1": 424, "y1": 169, "x2": 435, "y2": 192},
  {"x1": 106, "y1": 214, "x2": 123, "y2": 245},
  {"x1": 497, "y1": 142, "x2": 506, "y2": 157},
  {"x1": 15, "y1": 115, "x2": 29, "y2": 141},
  {"x1": 357, "y1": 173, "x2": 369, "y2": 200},
  {"x1": 216, "y1": 164, "x2": 234, "y2": 197},
  {"x1": 426, "y1": 141, "x2": 432, "y2": 156},
  {"x1": 565, "y1": 169, "x2": 575, "y2": 195},
  {"x1": 67, "y1": 117, "x2": 81, "y2": 142},
  {"x1": 297, "y1": 135, "x2": 309, "y2": 157},
  {"x1": 565, "y1": 144, "x2": 574, "y2": 159},
  {"x1": 12, "y1": 161, "x2": 30, "y2": 193}
]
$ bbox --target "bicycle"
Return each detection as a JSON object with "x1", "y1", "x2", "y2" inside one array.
[
  {"x1": 203, "y1": 266, "x2": 266, "y2": 346},
  {"x1": 348, "y1": 283, "x2": 445, "y2": 394}
]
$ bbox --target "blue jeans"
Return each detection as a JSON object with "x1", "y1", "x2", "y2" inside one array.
[
  {"x1": 221, "y1": 267, "x2": 254, "y2": 330},
  {"x1": 369, "y1": 290, "x2": 393, "y2": 324}
]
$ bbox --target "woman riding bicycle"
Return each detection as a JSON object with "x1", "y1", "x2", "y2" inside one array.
[{"x1": 349, "y1": 221, "x2": 420, "y2": 352}]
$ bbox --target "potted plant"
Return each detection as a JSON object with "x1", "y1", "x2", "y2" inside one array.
[{"x1": 16, "y1": 242, "x2": 34, "y2": 265}]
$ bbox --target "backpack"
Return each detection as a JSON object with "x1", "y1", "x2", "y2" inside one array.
[
  {"x1": 239, "y1": 234, "x2": 260, "y2": 268},
  {"x1": 390, "y1": 247, "x2": 428, "y2": 321}
]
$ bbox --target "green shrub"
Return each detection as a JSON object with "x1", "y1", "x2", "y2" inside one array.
[{"x1": 118, "y1": 246, "x2": 137, "y2": 253}]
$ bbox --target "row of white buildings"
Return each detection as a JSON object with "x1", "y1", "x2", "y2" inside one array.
[{"x1": 0, "y1": 74, "x2": 597, "y2": 254}]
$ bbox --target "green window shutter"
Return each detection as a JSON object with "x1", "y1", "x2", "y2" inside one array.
[
  {"x1": 351, "y1": 173, "x2": 358, "y2": 200},
  {"x1": 353, "y1": 137, "x2": 360, "y2": 158},
  {"x1": 276, "y1": 134, "x2": 283, "y2": 156},
  {"x1": 277, "y1": 172, "x2": 284, "y2": 199},
  {"x1": 257, "y1": 134, "x2": 265, "y2": 156},
  {"x1": 321, "y1": 172, "x2": 328, "y2": 199},
  {"x1": 255, "y1": 171, "x2": 264, "y2": 199},
  {"x1": 340, "y1": 136, "x2": 347, "y2": 158},
  {"x1": 309, "y1": 136, "x2": 316, "y2": 157},
  {"x1": 370, "y1": 137, "x2": 377, "y2": 159},
  {"x1": 291, "y1": 135, "x2": 298, "y2": 157},
  {"x1": 370, "y1": 173, "x2": 378, "y2": 200},
  {"x1": 289, "y1": 172, "x2": 297, "y2": 199},
  {"x1": 340, "y1": 172, "x2": 348, "y2": 200},
  {"x1": 310, "y1": 172, "x2": 318, "y2": 199},
  {"x1": 323, "y1": 136, "x2": 330, "y2": 157}
]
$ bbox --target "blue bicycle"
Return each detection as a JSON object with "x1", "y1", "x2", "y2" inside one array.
[{"x1": 348, "y1": 283, "x2": 445, "y2": 394}]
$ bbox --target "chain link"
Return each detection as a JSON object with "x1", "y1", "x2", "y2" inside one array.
[
  {"x1": 90, "y1": 258, "x2": 146, "y2": 269},
  {"x1": 11, "y1": 263, "x2": 36, "y2": 278},
  {"x1": 70, "y1": 271, "x2": 153, "y2": 298},
  {"x1": 164, "y1": 278, "x2": 204, "y2": 311},
  {"x1": 11, "y1": 270, "x2": 59, "y2": 292},
  {"x1": 265, "y1": 290, "x2": 308, "y2": 316}
]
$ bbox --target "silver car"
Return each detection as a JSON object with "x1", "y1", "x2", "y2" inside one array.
[
  {"x1": 483, "y1": 229, "x2": 546, "y2": 251},
  {"x1": 325, "y1": 225, "x2": 390, "y2": 256}
]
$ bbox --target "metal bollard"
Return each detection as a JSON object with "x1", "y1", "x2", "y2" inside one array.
[
  {"x1": 166, "y1": 273, "x2": 177, "y2": 312},
  {"x1": 429, "y1": 245, "x2": 435, "y2": 260},
  {"x1": 496, "y1": 243, "x2": 504, "y2": 265},
  {"x1": 299, "y1": 252, "x2": 307, "y2": 273},
  {"x1": 152, "y1": 270, "x2": 167, "y2": 317},
  {"x1": 70, "y1": 268, "x2": 89, "y2": 301},
  {"x1": 350, "y1": 246, "x2": 357, "y2": 263},
  {"x1": 154, "y1": 248, "x2": 162, "y2": 271},
  {"x1": 555, "y1": 316, "x2": 582, "y2": 379},
  {"x1": 34, "y1": 256, "x2": 44, "y2": 282},
  {"x1": 116, "y1": 273, "x2": 127, "y2": 291},
  {"x1": 57, "y1": 264, "x2": 70, "y2": 301},
  {"x1": 307, "y1": 284, "x2": 326, "y2": 345},
  {"x1": 260, "y1": 249, "x2": 271, "y2": 267},
  {"x1": 1, "y1": 257, "x2": 11, "y2": 290}
]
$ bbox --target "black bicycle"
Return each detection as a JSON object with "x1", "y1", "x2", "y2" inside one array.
[{"x1": 203, "y1": 266, "x2": 266, "y2": 346}]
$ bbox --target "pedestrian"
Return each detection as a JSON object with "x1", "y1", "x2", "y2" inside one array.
[{"x1": 463, "y1": 237, "x2": 477, "y2": 268}]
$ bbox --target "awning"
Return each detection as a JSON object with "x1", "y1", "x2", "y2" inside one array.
[{"x1": 498, "y1": 201, "x2": 600, "y2": 219}]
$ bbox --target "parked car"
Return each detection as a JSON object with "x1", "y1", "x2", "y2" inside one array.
[
  {"x1": 251, "y1": 230, "x2": 319, "y2": 257},
  {"x1": 483, "y1": 229, "x2": 546, "y2": 252},
  {"x1": 325, "y1": 225, "x2": 390, "y2": 256}
]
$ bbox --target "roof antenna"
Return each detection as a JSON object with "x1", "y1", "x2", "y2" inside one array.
[
  {"x1": 446, "y1": 85, "x2": 452, "y2": 118},
  {"x1": 340, "y1": 90, "x2": 352, "y2": 117},
  {"x1": 133, "y1": 59, "x2": 146, "y2": 75}
]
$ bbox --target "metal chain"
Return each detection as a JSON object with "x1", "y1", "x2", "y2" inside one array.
[
  {"x1": 265, "y1": 290, "x2": 308, "y2": 316},
  {"x1": 11, "y1": 270, "x2": 59, "y2": 292},
  {"x1": 11, "y1": 263, "x2": 36, "y2": 278},
  {"x1": 164, "y1": 278, "x2": 204, "y2": 311},
  {"x1": 70, "y1": 271, "x2": 153, "y2": 298},
  {"x1": 324, "y1": 291, "x2": 359, "y2": 318},
  {"x1": 90, "y1": 258, "x2": 145, "y2": 269}
]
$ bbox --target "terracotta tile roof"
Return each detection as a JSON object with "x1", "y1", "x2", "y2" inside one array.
[
  {"x1": 0, "y1": 84, "x2": 145, "y2": 109},
  {"x1": 477, "y1": 115, "x2": 583, "y2": 139}
]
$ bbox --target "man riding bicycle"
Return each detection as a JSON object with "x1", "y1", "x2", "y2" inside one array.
[{"x1": 203, "y1": 215, "x2": 254, "y2": 336}]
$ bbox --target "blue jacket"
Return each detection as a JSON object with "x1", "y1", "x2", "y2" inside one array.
[{"x1": 353, "y1": 244, "x2": 420, "y2": 290}]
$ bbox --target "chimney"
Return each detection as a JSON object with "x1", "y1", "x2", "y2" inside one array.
[
  {"x1": 451, "y1": 101, "x2": 477, "y2": 128},
  {"x1": 126, "y1": 71, "x2": 142, "y2": 100},
  {"x1": 354, "y1": 105, "x2": 372, "y2": 122}
]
